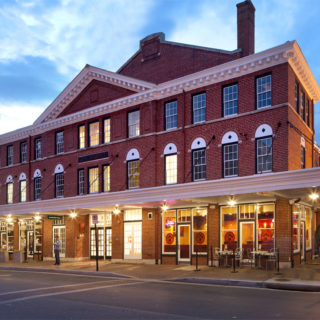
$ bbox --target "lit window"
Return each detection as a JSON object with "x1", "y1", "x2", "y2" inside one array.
[
  {"x1": 127, "y1": 160, "x2": 139, "y2": 188},
  {"x1": 35, "y1": 138, "x2": 42, "y2": 159},
  {"x1": 55, "y1": 131, "x2": 64, "y2": 154},
  {"x1": 128, "y1": 110, "x2": 140, "y2": 137},
  {"x1": 165, "y1": 154, "x2": 177, "y2": 184},
  {"x1": 223, "y1": 84, "x2": 238, "y2": 116},
  {"x1": 256, "y1": 137, "x2": 272, "y2": 173},
  {"x1": 79, "y1": 125, "x2": 85, "y2": 149},
  {"x1": 193, "y1": 93, "x2": 206, "y2": 123},
  {"x1": 162, "y1": 210, "x2": 176, "y2": 254},
  {"x1": 305, "y1": 207, "x2": 312, "y2": 250},
  {"x1": 301, "y1": 146, "x2": 305, "y2": 169},
  {"x1": 34, "y1": 177, "x2": 41, "y2": 200},
  {"x1": 20, "y1": 142, "x2": 27, "y2": 163},
  {"x1": 192, "y1": 149, "x2": 206, "y2": 181},
  {"x1": 7, "y1": 145, "x2": 13, "y2": 166},
  {"x1": 103, "y1": 165, "x2": 110, "y2": 192},
  {"x1": 55, "y1": 173, "x2": 64, "y2": 198},
  {"x1": 104, "y1": 118, "x2": 111, "y2": 143},
  {"x1": 20, "y1": 180, "x2": 27, "y2": 202},
  {"x1": 221, "y1": 206, "x2": 237, "y2": 251},
  {"x1": 7, "y1": 182, "x2": 13, "y2": 204},
  {"x1": 88, "y1": 167, "x2": 99, "y2": 193},
  {"x1": 257, "y1": 204, "x2": 275, "y2": 252},
  {"x1": 165, "y1": 101, "x2": 177, "y2": 130},
  {"x1": 192, "y1": 208, "x2": 207, "y2": 254},
  {"x1": 89, "y1": 122, "x2": 99, "y2": 147},
  {"x1": 256, "y1": 74, "x2": 272, "y2": 109},
  {"x1": 78, "y1": 169, "x2": 84, "y2": 195},
  {"x1": 223, "y1": 143, "x2": 238, "y2": 177}
]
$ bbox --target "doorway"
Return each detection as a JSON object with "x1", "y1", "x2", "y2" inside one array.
[
  {"x1": 300, "y1": 221, "x2": 305, "y2": 261},
  {"x1": 124, "y1": 222, "x2": 142, "y2": 259},
  {"x1": 178, "y1": 224, "x2": 190, "y2": 263},
  {"x1": 0, "y1": 232, "x2": 7, "y2": 250},
  {"x1": 53, "y1": 226, "x2": 66, "y2": 258},
  {"x1": 240, "y1": 221, "x2": 254, "y2": 260},
  {"x1": 27, "y1": 231, "x2": 34, "y2": 256}
]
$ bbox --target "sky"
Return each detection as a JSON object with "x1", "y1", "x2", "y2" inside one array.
[{"x1": 0, "y1": 0, "x2": 319, "y2": 143}]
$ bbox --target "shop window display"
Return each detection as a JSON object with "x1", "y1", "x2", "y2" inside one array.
[
  {"x1": 292, "y1": 205, "x2": 300, "y2": 252},
  {"x1": 221, "y1": 206, "x2": 237, "y2": 250},
  {"x1": 162, "y1": 211, "x2": 176, "y2": 253},
  {"x1": 305, "y1": 207, "x2": 312, "y2": 250},
  {"x1": 257, "y1": 204, "x2": 274, "y2": 251},
  {"x1": 192, "y1": 209, "x2": 207, "y2": 253}
]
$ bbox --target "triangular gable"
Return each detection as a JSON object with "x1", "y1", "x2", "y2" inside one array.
[{"x1": 34, "y1": 65, "x2": 155, "y2": 125}]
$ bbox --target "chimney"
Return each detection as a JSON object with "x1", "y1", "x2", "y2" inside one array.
[{"x1": 237, "y1": 0, "x2": 255, "y2": 56}]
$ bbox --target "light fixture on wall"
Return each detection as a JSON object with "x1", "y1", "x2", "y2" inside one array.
[
  {"x1": 161, "y1": 201, "x2": 168, "y2": 212},
  {"x1": 228, "y1": 197, "x2": 236, "y2": 206},
  {"x1": 34, "y1": 212, "x2": 41, "y2": 222},
  {"x1": 6, "y1": 214, "x2": 13, "y2": 224},
  {"x1": 309, "y1": 191, "x2": 319, "y2": 201},
  {"x1": 113, "y1": 204, "x2": 120, "y2": 215},
  {"x1": 69, "y1": 211, "x2": 77, "y2": 219}
]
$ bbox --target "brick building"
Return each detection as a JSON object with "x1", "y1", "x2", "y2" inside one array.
[{"x1": 0, "y1": 0, "x2": 320, "y2": 268}]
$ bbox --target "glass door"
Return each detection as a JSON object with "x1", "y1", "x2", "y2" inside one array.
[
  {"x1": 27, "y1": 231, "x2": 34, "y2": 256},
  {"x1": 90, "y1": 228, "x2": 104, "y2": 258},
  {"x1": 240, "y1": 221, "x2": 254, "y2": 260},
  {"x1": 105, "y1": 228, "x2": 112, "y2": 259},
  {"x1": 53, "y1": 226, "x2": 66, "y2": 258},
  {"x1": 300, "y1": 221, "x2": 305, "y2": 261},
  {"x1": 1, "y1": 232, "x2": 7, "y2": 250},
  {"x1": 178, "y1": 225, "x2": 190, "y2": 262},
  {"x1": 124, "y1": 222, "x2": 142, "y2": 259}
]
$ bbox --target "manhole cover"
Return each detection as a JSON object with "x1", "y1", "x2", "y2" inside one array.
[{"x1": 275, "y1": 278, "x2": 290, "y2": 282}]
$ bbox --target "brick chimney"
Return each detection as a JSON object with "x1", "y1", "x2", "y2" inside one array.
[{"x1": 237, "y1": 0, "x2": 255, "y2": 56}]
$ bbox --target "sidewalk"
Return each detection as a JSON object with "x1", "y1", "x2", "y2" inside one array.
[{"x1": 1, "y1": 258, "x2": 320, "y2": 292}]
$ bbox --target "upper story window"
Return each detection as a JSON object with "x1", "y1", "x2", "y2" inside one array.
[
  {"x1": 35, "y1": 138, "x2": 42, "y2": 160},
  {"x1": 78, "y1": 169, "x2": 85, "y2": 195},
  {"x1": 54, "y1": 164, "x2": 64, "y2": 198},
  {"x1": 104, "y1": 118, "x2": 111, "y2": 143},
  {"x1": 20, "y1": 141, "x2": 27, "y2": 163},
  {"x1": 6, "y1": 176, "x2": 13, "y2": 204},
  {"x1": 255, "y1": 124, "x2": 273, "y2": 174},
  {"x1": 301, "y1": 146, "x2": 305, "y2": 169},
  {"x1": 164, "y1": 143, "x2": 177, "y2": 184},
  {"x1": 79, "y1": 125, "x2": 85, "y2": 149},
  {"x1": 7, "y1": 145, "x2": 13, "y2": 166},
  {"x1": 165, "y1": 100, "x2": 177, "y2": 130},
  {"x1": 88, "y1": 167, "x2": 99, "y2": 193},
  {"x1": 300, "y1": 91, "x2": 305, "y2": 121},
  {"x1": 89, "y1": 121, "x2": 99, "y2": 147},
  {"x1": 222, "y1": 132, "x2": 238, "y2": 178},
  {"x1": 295, "y1": 82, "x2": 300, "y2": 114},
  {"x1": 55, "y1": 131, "x2": 64, "y2": 154},
  {"x1": 103, "y1": 165, "x2": 110, "y2": 192},
  {"x1": 256, "y1": 74, "x2": 272, "y2": 109},
  {"x1": 19, "y1": 173, "x2": 27, "y2": 202},
  {"x1": 128, "y1": 110, "x2": 140, "y2": 138},
  {"x1": 126, "y1": 149, "x2": 140, "y2": 189},
  {"x1": 33, "y1": 169, "x2": 42, "y2": 201},
  {"x1": 306, "y1": 99, "x2": 310, "y2": 127},
  {"x1": 223, "y1": 84, "x2": 238, "y2": 117},
  {"x1": 192, "y1": 93, "x2": 206, "y2": 124},
  {"x1": 191, "y1": 138, "x2": 207, "y2": 181}
]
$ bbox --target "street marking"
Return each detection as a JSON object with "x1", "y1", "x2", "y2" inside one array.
[{"x1": 0, "y1": 280, "x2": 142, "y2": 305}]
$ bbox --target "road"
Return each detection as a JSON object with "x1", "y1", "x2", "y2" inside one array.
[{"x1": 0, "y1": 270, "x2": 319, "y2": 319}]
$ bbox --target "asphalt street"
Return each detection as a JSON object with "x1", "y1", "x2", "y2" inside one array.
[{"x1": 0, "y1": 270, "x2": 319, "y2": 319}]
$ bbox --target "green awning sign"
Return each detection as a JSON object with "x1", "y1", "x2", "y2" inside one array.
[{"x1": 47, "y1": 215, "x2": 62, "y2": 220}]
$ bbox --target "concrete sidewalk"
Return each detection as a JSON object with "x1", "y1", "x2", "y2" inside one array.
[{"x1": 1, "y1": 258, "x2": 320, "y2": 292}]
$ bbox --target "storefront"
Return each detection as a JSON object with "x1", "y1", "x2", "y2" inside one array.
[
  {"x1": 52, "y1": 216, "x2": 66, "y2": 258},
  {"x1": 19, "y1": 218, "x2": 42, "y2": 259}
]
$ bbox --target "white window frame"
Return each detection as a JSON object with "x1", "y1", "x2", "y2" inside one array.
[
  {"x1": 20, "y1": 141, "x2": 27, "y2": 163},
  {"x1": 35, "y1": 138, "x2": 42, "y2": 159},
  {"x1": 55, "y1": 173, "x2": 64, "y2": 198},
  {"x1": 192, "y1": 93, "x2": 206, "y2": 124},
  {"x1": 165, "y1": 100, "x2": 177, "y2": 130},
  {"x1": 256, "y1": 74, "x2": 272, "y2": 109},
  {"x1": 78, "y1": 169, "x2": 85, "y2": 195},
  {"x1": 256, "y1": 137, "x2": 272, "y2": 173},
  {"x1": 223, "y1": 84, "x2": 238, "y2": 117},
  {"x1": 89, "y1": 121, "x2": 100, "y2": 147},
  {"x1": 104, "y1": 118, "x2": 111, "y2": 143},
  {"x1": 128, "y1": 110, "x2": 140, "y2": 138},
  {"x1": 55, "y1": 131, "x2": 64, "y2": 154}
]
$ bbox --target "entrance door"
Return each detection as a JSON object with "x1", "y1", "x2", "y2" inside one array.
[
  {"x1": 0, "y1": 233, "x2": 7, "y2": 250},
  {"x1": 178, "y1": 225, "x2": 190, "y2": 262},
  {"x1": 105, "y1": 228, "x2": 112, "y2": 259},
  {"x1": 53, "y1": 226, "x2": 66, "y2": 258},
  {"x1": 124, "y1": 222, "x2": 141, "y2": 259},
  {"x1": 27, "y1": 231, "x2": 34, "y2": 256},
  {"x1": 240, "y1": 222, "x2": 254, "y2": 260},
  {"x1": 90, "y1": 228, "x2": 104, "y2": 259},
  {"x1": 300, "y1": 221, "x2": 305, "y2": 261}
]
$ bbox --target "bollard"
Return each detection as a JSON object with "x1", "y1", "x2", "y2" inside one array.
[
  {"x1": 195, "y1": 249, "x2": 200, "y2": 272},
  {"x1": 210, "y1": 246, "x2": 214, "y2": 267}
]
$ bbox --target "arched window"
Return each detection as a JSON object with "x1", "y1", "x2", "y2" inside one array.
[
  {"x1": 191, "y1": 138, "x2": 206, "y2": 181},
  {"x1": 164, "y1": 143, "x2": 177, "y2": 184},
  {"x1": 255, "y1": 124, "x2": 273, "y2": 173},
  {"x1": 222, "y1": 132, "x2": 238, "y2": 178},
  {"x1": 6, "y1": 175, "x2": 13, "y2": 204},
  {"x1": 54, "y1": 164, "x2": 64, "y2": 198},
  {"x1": 19, "y1": 173, "x2": 27, "y2": 202},
  {"x1": 33, "y1": 169, "x2": 42, "y2": 201},
  {"x1": 126, "y1": 149, "x2": 140, "y2": 189}
]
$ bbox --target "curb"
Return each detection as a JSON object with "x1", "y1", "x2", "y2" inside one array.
[{"x1": 0, "y1": 266, "x2": 131, "y2": 279}]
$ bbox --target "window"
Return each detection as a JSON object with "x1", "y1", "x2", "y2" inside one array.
[
  {"x1": 7, "y1": 182, "x2": 13, "y2": 204},
  {"x1": 257, "y1": 204, "x2": 275, "y2": 251},
  {"x1": 305, "y1": 207, "x2": 312, "y2": 250},
  {"x1": 165, "y1": 100, "x2": 177, "y2": 130},
  {"x1": 78, "y1": 169, "x2": 84, "y2": 195},
  {"x1": 127, "y1": 160, "x2": 139, "y2": 188},
  {"x1": 295, "y1": 82, "x2": 299, "y2": 114},
  {"x1": 7, "y1": 145, "x2": 13, "y2": 166},
  {"x1": 103, "y1": 165, "x2": 110, "y2": 192},
  {"x1": 300, "y1": 91, "x2": 305, "y2": 121},
  {"x1": 34, "y1": 177, "x2": 41, "y2": 200},
  {"x1": 256, "y1": 137, "x2": 272, "y2": 173},
  {"x1": 79, "y1": 125, "x2": 85, "y2": 149},
  {"x1": 162, "y1": 210, "x2": 176, "y2": 254},
  {"x1": 221, "y1": 206, "x2": 237, "y2": 250},
  {"x1": 165, "y1": 154, "x2": 177, "y2": 184},
  {"x1": 223, "y1": 84, "x2": 238, "y2": 116},
  {"x1": 223, "y1": 144, "x2": 238, "y2": 177},
  {"x1": 192, "y1": 208, "x2": 207, "y2": 253},
  {"x1": 35, "y1": 138, "x2": 42, "y2": 159},
  {"x1": 192, "y1": 93, "x2": 206, "y2": 123},
  {"x1": 89, "y1": 121, "x2": 99, "y2": 147},
  {"x1": 128, "y1": 110, "x2": 140, "y2": 137},
  {"x1": 256, "y1": 74, "x2": 272, "y2": 109},
  {"x1": 306, "y1": 99, "x2": 310, "y2": 127},
  {"x1": 301, "y1": 146, "x2": 305, "y2": 169},
  {"x1": 292, "y1": 205, "x2": 300, "y2": 252},
  {"x1": 20, "y1": 142, "x2": 27, "y2": 163},
  {"x1": 55, "y1": 173, "x2": 64, "y2": 198},
  {"x1": 88, "y1": 167, "x2": 99, "y2": 193},
  {"x1": 192, "y1": 149, "x2": 206, "y2": 181},
  {"x1": 55, "y1": 131, "x2": 64, "y2": 154},
  {"x1": 20, "y1": 180, "x2": 27, "y2": 202},
  {"x1": 104, "y1": 118, "x2": 111, "y2": 143}
]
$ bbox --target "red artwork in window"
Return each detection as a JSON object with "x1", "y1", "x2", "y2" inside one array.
[
  {"x1": 261, "y1": 230, "x2": 272, "y2": 242},
  {"x1": 195, "y1": 232, "x2": 205, "y2": 244},
  {"x1": 225, "y1": 231, "x2": 235, "y2": 242},
  {"x1": 166, "y1": 233, "x2": 174, "y2": 245}
]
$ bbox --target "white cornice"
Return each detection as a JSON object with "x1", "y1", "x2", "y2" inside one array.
[
  {"x1": 1, "y1": 41, "x2": 319, "y2": 145},
  {"x1": 0, "y1": 167, "x2": 319, "y2": 215}
]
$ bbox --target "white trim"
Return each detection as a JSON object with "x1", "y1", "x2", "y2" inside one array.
[
  {"x1": 33, "y1": 169, "x2": 42, "y2": 178},
  {"x1": 6, "y1": 175, "x2": 13, "y2": 183},
  {"x1": 126, "y1": 148, "x2": 140, "y2": 161},
  {"x1": 222, "y1": 131, "x2": 238, "y2": 144},
  {"x1": 164, "y1": 143, "x2": 177, "y2": 155},
  {"x1": 255, "y1": 124, "x2": 273, "y2": 138},
  {"x1": 301, "y1": 137, "x2": 306, "y2": 147},
  {"x1": 19, "y1": 173, "x2": 27, "y2": 181},
  {"x1": 191, "y1": 138, "x2": 206, "y2": 150},
  {"x1": 54, "y1": 164, "x2": 64, "y2": 174}
]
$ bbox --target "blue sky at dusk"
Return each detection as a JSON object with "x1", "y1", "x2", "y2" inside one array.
[{"x1": 0, "y1": 0, "x2": 319, "y2": 143}]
